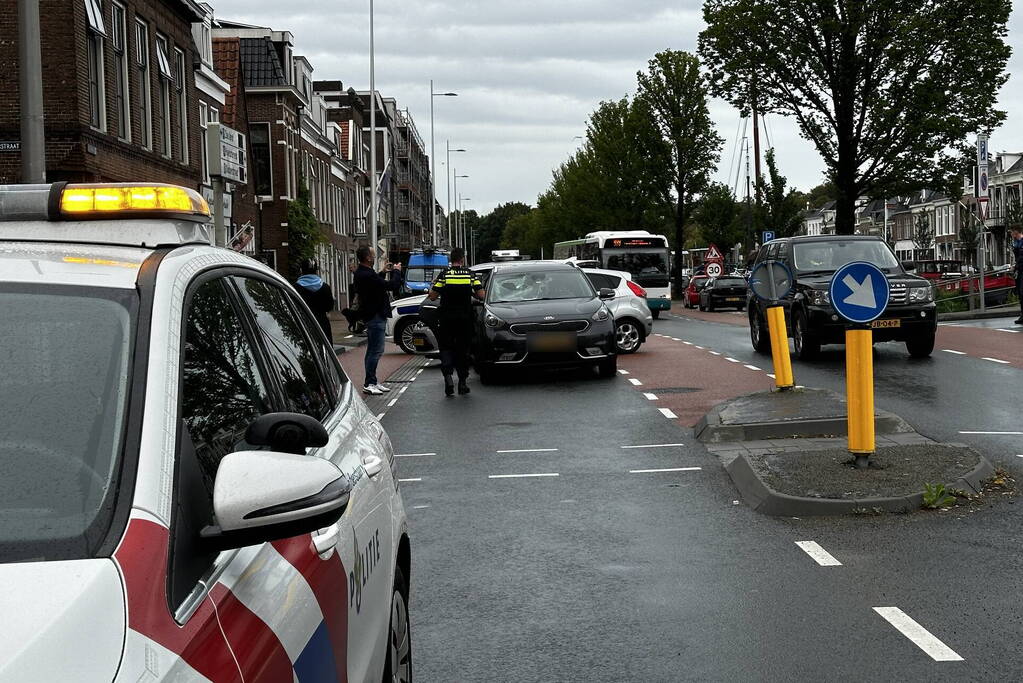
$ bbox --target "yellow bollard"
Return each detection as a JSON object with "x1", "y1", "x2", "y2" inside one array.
[
  {"x1": 766, "y1": 305, "x2": 794, "y2": 390},
  {"x1": 845, "y1": 328, "x2": 874, "y2": 466}
]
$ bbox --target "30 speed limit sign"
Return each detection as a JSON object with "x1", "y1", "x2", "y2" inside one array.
[{"x1": 705, "y1": 262, "x2": 724, "y2": 278}]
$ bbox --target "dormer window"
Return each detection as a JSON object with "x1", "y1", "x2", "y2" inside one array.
[{"x1": 191, "y1": 20, "x2": 213, "y2": 67}]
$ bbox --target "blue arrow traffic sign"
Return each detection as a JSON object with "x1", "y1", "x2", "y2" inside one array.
[
  {"x1": 829, "y1": 261, "x2": 890, "y2": 324},
  {"x1": 749, "y1": 260, "x2": 793, "y2": 302}
]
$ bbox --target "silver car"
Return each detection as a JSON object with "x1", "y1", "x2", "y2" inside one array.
[{"x1": 582, "y1": 267, "x2": 654, "y2": 354}]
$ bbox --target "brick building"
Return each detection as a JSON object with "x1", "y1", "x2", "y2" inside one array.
[{"x1": 0, "y1": 0, "x2": 210, "y2": 186}]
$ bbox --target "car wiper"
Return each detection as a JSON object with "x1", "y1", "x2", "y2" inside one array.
[{"x1": 797, "y1": 269, "x2": 835, "y2": 277}]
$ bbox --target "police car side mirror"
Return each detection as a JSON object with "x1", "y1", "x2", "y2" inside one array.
[
  {"x1": 599, "y1": 288, "x2": 615, "y2": 300},
  {"x1": 200, "y1": 450, "x2": 350, "y2": 553},
  {"x1": 246, "y1": 412, "x2": 329, "y2": 455}
]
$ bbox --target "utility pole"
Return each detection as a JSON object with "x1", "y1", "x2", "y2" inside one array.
[
  {"x1": 752, "y1": 104, "x2": 763, "y2": 203},
  {"x1": 19, "y1": 0, "x2": 46, "y2": 183},
  {"x1": 369, "y1": 0, "x2": 378, "y2": 262},
  {"x1": 745, "y1": 137, "x2": 753, "y2": 248}
]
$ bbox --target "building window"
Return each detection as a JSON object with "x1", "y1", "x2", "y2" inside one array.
[
  {"x1": 111, "y1": 3, "x2": 130, "y2": 140},
  {"x1": 155, "y1": 35, "x2": 172, "y2": 157},
  {"x1": 250, "y1": 123, "x2": 272, "y2": 196},
  {"x1": 84, "y1": 0, "x2": 105, "y2": 33},
  {"x1": 87, "y1": 31, "x2": 106, "y2": 130},
  {"x1": 173, "y1": 48, "x2": 187, "y2": 162},
  {"x1": 134, "y1": 19, "x2": 152, "y2": 149},
  {"x1": 199, "y1": 101, "x2": 209, "y2": 184}
]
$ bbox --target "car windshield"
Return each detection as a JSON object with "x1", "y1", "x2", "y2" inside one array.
[
  {"x1": 715, "y1": 277, "x2": 746, "y2": 287},
  {"x1": 792, "y1": 241, "x2": 900, "y2": 273},
  {"x1": 0, "y1": 285, "x2": 136, "y2": 562},
  {"x1": 405, "y1": 266, "x2": 445, "y2": 284},
  {"x1": 489, "y1": 269, "x2": 595, "y2": 303},
  {"x1": 604, "y1": 249, "x2": 669, "y2": 277}
]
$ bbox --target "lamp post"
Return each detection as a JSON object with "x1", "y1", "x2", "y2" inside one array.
[
  {"x1": 368, "y1": 0, "x2": 378, "y2": 262},
  {"x1": 445, "y1": 140, "x2": 466, "y2": 245},
  {"x1": 453, "y1": 173, "x2": 468, "y2": 247},
  {"x1": 430, "y1": 81, "x2": 457, "y2": 247},
  {"x1": 460, "y1": 197, "x2": 472, "y2": 262}
]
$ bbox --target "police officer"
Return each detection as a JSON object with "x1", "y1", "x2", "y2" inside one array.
[
  {"x1": 428, "y1": 248, "x2": 485, "y2": 396},
  {"x1": 1011, "y1": 227, "x2": 1023, "y2": 325}
]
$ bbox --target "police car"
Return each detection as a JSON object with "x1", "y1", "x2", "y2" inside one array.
[{"x1": 0, "y1": 183, "x2": 411, "y2": 682}]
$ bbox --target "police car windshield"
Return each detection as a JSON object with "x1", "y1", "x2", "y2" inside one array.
[
  {"x1": 0, "y1": 285, "x2": 136, "y2": 562},
  {"x1": 793, "y1": 240, "x2": 900, "y2": 273},
  {"x1": 490, "y1": 269, "x2": 595, "y2": 303}
]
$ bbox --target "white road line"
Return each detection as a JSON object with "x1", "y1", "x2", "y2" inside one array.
[
  {"x1": 959, "y1": 430, "x2": 1023, "y2": 435},
  {"x1": 643, "y1": 393, "x2": 658, "y2": 400},
  {"x1": 412, "y1": 505, "x2": 430, "y2": 509},
  {"x1": 416, "y1": 368, "x2": 424, "y2": 376},
  {"x1": 941, "y1": 349, "x2": 967, "y2": 355},
  {"x1": 794, "y1": 541, "x2": 842, "y2": 566},
  {"x1": 621, "y1": 443, "x2": 686, "y2": 449},
  {"x1": 376, "y1": 412, "x2": 386, "y2": 420},
  {"x1": 1016, "y1": 454, "x2": 1023, "y2": 458},
  {"x1": 395, "y1": 452, "x2": 436, "y2": 458},
  {"x1": 658, "y1": 408, "x2": 678, "y2": 419},
  {"x1": 628, "y1": 378, "x2": 643, "y2": 386},
  {"x1": 488, "y1": 472, "x2": 560, "y2": 479},
  {"x1": 629, "y1": 467, "x2": 702, "y2": 474},
  {"x1": 683, "y1": 341, "x2": 693, "y2": 345},
  {"x1": 387, "y1": 398, "x2": 398, "y2": 407},
  {"x1": 344, "y1": 334, "x2": 354, "y2": 339},
  {"x1": 744, "y1": 364, "x2": 762, "y2": 371},
  {"x1": 996, "y1": 328, "x2": 1020, "y2": 333},
  {"x1": 399, "y1": 386, "x2": 408, "y2": 394},
  {"x1": 618, "y1": 369, "x2": 630, "y2": 375},
  {"x1": 767, "y1": 373, "x2": 776, "y2": 379},
  {"x1": 671, "y1": 337, "x2": 682, "y2": 341},
  {"x1": 725, "y1": 357, "x2": 740, "y2": 363},
  {"x1": 873, "y1": 607, "x2": 964, "y2": 662},
  {"x1": 398, "y1": 478, "x2": 422, "y2": 483},
  {"x1": 496, "y1": 448, "x2": 560, "y2": 454},
  {"x1": 694, "y1": 345, "x2": 705, "y2": 349},
  {"x1": 708, "y1": 350, "x2": 721, "y2": 355},
  {"x1": 982, "y1": 357, "x2": 1011, "y2": 364}
]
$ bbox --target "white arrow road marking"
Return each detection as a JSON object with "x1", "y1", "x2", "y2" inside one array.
[
  {"x1": 842, "y1": 273, "x2": 878, "y2": 309},
  {"x1": 873, "y1": 607, "x2": 964, "y2": 662},
  {"x1": 795, "y1": 541, "x2": 842, "y2": 566}
]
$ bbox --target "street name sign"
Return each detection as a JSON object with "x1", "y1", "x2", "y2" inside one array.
[
  {"x1": 207, "y1": 122, "x2": 247, "y2": 184},
  {"x1": 705, "y1": 262, "x2": 724, "y2": 278},
  {"x1": 749, "y1": 260, "x2": 793, "y2": 302},
  {"x1": 829, "y1": 261, "x2": 890, "y2": 324}
]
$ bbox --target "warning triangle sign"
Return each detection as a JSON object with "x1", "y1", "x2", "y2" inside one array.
[{"x1": 706, "y1": 244, "x2": 724, "y2": 261}]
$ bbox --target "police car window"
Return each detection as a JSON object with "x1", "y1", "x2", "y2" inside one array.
[
  {"x1": 234, "y1": 277, "x2": 330, "y2": 420},
  {"x1": 181, "y1": 279, "x2": 272, "y2": 495},
  {"x1": 291, "y1": 292, "x2": 349, "y2": 401},
  {"x1": 474, "y1": 268, "x2": 493, "y2": 288},
  {"x1": 0, "y1": 285, "x2": 135, "y2": 562}
]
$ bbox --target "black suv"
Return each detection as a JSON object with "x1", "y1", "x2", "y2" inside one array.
[{"x1": 747, "y1": 235, "x2": 937, "y2": 359}]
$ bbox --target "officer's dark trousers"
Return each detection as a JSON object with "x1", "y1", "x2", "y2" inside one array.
[{"x1": 438, "y1": 315, "x2": 472, "y2": 381}]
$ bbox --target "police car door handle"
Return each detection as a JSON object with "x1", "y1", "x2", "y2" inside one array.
[
  {"x1": 312, "y1": 523, "x2": 342, "y2": 556},
  {"x1": 362, "y1": 454, "x2": 384, "y2": 477}
]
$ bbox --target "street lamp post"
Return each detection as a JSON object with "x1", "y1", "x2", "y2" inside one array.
[
  {"x1": 369, "y1": 0, "x2": 378, "y2": 262},
  {"x1": 445, "y1": 141, "x2": 466, "y2": 246},
  {"x1": 430, "y1": 82, "x2": 457, "y2": 247},
  {"x1": 453, "y1": 173, "x2": 468, "y2": 247},
  {"x1": 460, "y1": 197, "x2": 472, "y2": 262}
]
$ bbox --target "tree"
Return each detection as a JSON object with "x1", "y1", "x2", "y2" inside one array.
[
  {"x1": 804, "y1": 181, "x2": 836, "y2": 210},
  {"x1": 694, "y1": 182, "x2": 741, "y2": 250},
  {"x1": 700, "y1": 0, "x2": 1012, "y2": 234},
  {"x1": 476, "y1": 202, "x2": 532, "y2": 259},
  {"x1": 914, "y1": 214, "x2": 933, "y2": 259},
  {"x1": 636, "y1": 50, "x2": 724, "y2": 281},
  {"x1": 957, "y1": 206, "x2": 980, "y2": 268},
  {"x1": 756, "y1": 149, "x2": 807, "y2": 238},
  {"x1": 287, "y1": 182, "x2": 326, "y2": 279}
]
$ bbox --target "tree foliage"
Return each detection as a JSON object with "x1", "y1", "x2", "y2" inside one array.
[
  {"x1": 756, "y1": 149, "x2": 806, "y2": 238},
  {"x1": 700, "y1": 0, "x2": 1012, "y2": 235},
  {"x1": 914, "y1": 214, "x2": 933, "y2": 257},
  {"x1": 476, "y1": 202, "x2": 532, "y2": 259},
  {"x1": 287, "y1": 182, "x2": 327, "y2": 279},
  {"x1": 637, "y1": 50, "x2": 723, "y2": 278},
  {"x1": 694, "y1": 182, "x2": 742, "y2": 251}
]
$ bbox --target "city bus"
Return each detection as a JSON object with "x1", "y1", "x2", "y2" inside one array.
[{"x1": 554, "y1": 231, "x2": 672, "y2": 317}]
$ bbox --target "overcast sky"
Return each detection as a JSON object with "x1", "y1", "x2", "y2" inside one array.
[{"x1": 214, "y1": 1, "x2": 1023, "y2": 215}]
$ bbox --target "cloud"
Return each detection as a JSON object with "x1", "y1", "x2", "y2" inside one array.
[{"x1": 212, "y1": 0, "x2": 1023, "y2": 213}]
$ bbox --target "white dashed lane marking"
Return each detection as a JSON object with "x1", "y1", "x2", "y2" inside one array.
[
  {"x1": 412, "y1": 505, "x2": 430, "y2": 509},
  {"x1": 643, "y1": 393, "x2": 658, "y2": 400},
  {"x1": 996, "y1": 328, "x2": 1020, "y2": 333},
  {"x1": 488, "y1": 472, "x2": 560, "y2": 479},
  {"x1": 744, "y1": 364, "x2": 761, "y2": 371},
  {"x1": 683, "y1": 341, "x2": 693, "y2": 345},
  {"x1": 628, "y1": 378, "x2": 643, "y2": 386},
  {"x1": 395, "y1": 452, "x2": 436, "y2": 458},
  {"x1": 959, "y1": 430, "x2": 1023, "y2": 435},
  {"x1": 873, "y1": 607, "x2": 964, "y2": 662},
  {"x1": 725, "y1": 357, "x2": 740, "y2": 363},
  {"x1": 629, "y1": 467, "x2": 702, "y2": 474},
  {"x1": 982, "y1": 357, "x2": 1010, "y2": 364},
  {"x1": 387, "y1": 398, "x2": 398, "y2": 407},
  {"x1": 708, "y1": 350, "x2": 720, "y2": 355},
  {"x1": 618, "y1": 369, "x2": 630, "y2": 375},
  {"x1": 398, "y1": 478, "x2": 422, "y2": 483},
  {"x1": 621, "y1": 443, "x2": 686, "y2": 449},
  {"x1": 794, "y1": 541, "x2": 842, "y2": 566},
  {"x1": 941, "y1": 349, "x2": 967, "y2": 355},
  {"x1": 658, "y1": 408, "x2": 678, "y2": 419},
  {"x1": 496, "y1": 448, "x2": 559, "y2": 454}
]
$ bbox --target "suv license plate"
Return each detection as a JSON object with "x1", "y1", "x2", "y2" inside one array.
[
  {"x1": 726, "y1": 297, "x2": 742, "y2": 302},
  {"x1": 528, "y1": 332, "x2": 576, "y2": 352},
  {"x1": 871, "y1": 319, "x2": 901, "y2": 329}
]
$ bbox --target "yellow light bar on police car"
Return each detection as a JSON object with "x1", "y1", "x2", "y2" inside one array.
[{"x1": 59, "y1": 183, "x2": 210, "y2": 218}]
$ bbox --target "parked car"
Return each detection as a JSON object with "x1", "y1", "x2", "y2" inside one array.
[
  {"x1": 473, "y1": 261, "x2": 618, "y2": 382},
  {"x1": 699, "y1": 276, "x2": 748, "y2": 311},
  {"x1": 582, "y1": 267, "x2": 654, "y2": 353},
  {"x1": 683, "y1": 276, "x2": 710, "y2": 308},
  {"x1": 746, "y1": 235, "x2": 937, "y2": 359},
  {"x1": 0, "y1": 183, "x2": 411, "y2": 682}
]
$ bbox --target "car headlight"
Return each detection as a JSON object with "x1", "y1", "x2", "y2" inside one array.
[
  {"x1": 909, "y1": 286, "x2": 934, "y2": 303},
  {"x1": 808, "y1": 290, "x2": 831, "y2": 306},
  {"x1": 484, "y1": 310, "x2": 505, "y2": 328},
  {"x1": 592, "y1": 306, "x2": 611, "y2": 322}
]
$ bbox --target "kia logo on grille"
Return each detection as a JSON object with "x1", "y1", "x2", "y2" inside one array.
[{"x1": 544, "y1": 315, "x2": 556, "y2": 321}]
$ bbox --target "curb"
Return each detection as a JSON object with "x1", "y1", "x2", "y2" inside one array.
[
  {"x1": 938, "y1": 308, "x2": 1018, "y2": 322},
  {"x1": 695, "y1": 403, "x2": 913, "y2": 444},
  {"x1": 725, "y1": 449, "x2": 995, "y2": 517}
]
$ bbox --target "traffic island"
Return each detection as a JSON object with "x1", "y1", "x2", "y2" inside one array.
[{"x1": 699, "y1": 389, "x2": 996, "y2": 516}]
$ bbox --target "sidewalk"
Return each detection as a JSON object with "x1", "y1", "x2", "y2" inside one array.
[
  {"x1": 938, "y1": 304, "x2": 1019, "y2": 321},
  {"x1": 329, "y1": 311, "x2": 368, "y2": 352}
]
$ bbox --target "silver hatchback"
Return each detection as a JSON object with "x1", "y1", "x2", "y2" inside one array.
[{"x1": 582, "y1": 267, "x2": 654, "y2": 353}]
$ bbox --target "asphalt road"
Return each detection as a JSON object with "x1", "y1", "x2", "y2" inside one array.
[{"x1": 375, "y1": 318, "x2": 1023, "y2": 682}]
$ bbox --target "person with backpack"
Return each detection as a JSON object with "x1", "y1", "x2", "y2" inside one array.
[{"x1": 295, "y1": 260, "x2": 335, "y2": 341}]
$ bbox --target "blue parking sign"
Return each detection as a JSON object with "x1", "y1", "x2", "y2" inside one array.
[
  {"x1": 829, "y1": 261, "x2": 890, "y2": 324},
  {"x1": 762, "y1": 231, "x2": 775, "y2": 243}
]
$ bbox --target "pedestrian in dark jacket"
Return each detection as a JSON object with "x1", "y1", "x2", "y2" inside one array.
[
  {"x1": 1011, "y1": 227, "x2": 1023, "y2": 325},
  {"x1": 295, "y1": 260, "x2": 335, "y2": 341},
  {"x1": 352, "y1": 245, "x2": 403, "y2": 394}
]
